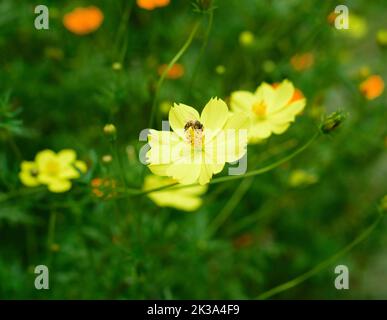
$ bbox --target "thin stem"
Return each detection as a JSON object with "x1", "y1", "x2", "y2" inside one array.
[
  {"x1": 131, "y1": 130, "x2": 321, "y2": 197},
  {"x1": 256, "y1": 212, "x2": 385, "y2": 300},
  {"x1": 148, "y1": 21, "x2": 201, "y2": 129},
  {"x1": 188, "y1": 11, "x2": 214, "y2": 93},
  {"x1": 110, "y1": 140, "x2": 129, "y2": 189},
  {"x1": 205, "y1": 177, "x2": 253, "y2": 238}
]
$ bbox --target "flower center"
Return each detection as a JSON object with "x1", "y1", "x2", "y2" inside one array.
[
  {"x1": 46, "y1": 160, "x2": 60, "y2": 175},
  {"x1": 30, "y1": 169, "x2": 39, "y2": 177},
  {"x1": 252, "y1": 101, "x2": 267, "y2": 118},
  {"x1": 184, "y1": 120, "x2": 204, "y2": 148}
]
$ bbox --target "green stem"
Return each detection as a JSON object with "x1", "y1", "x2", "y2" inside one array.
[
  {"x1": 110, "y1": 140, "x2": 129, "y2": 189},
  {"x1": 131, "y1": 130, "x2": 321, "y2": 197},
  {"x1": 148, "y1": 21, "x2": 201, "y2": 129},
  {"x1": 188, "y1": 11, "x2": 214, "y2": 94},
  {"x1": 256, "y1": 212, "x2": 385, "y2": 300},
  {"x1": 205, "y1": 177, "x2": 253, "y2": 238}
]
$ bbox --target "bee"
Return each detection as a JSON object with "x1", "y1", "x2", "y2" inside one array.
[{"x1": 184, "y1": 120, "x2": 203, "y2": 131}]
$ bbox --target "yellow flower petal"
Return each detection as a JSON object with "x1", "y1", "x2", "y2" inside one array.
[
  {"x1": 166, "y1": 160, "x2": 201, "y2": 185},
  {"x1": 19, "y1": 170, "x2": 40, "y2": 187},
  {"x1": 200, "y1": 98, "x2": 229, "y2": 141},
  {"x1": 169, "y1": 103, "x2": 200, "y2": 139},
  {"x1": 144, "y1": 175, "x2": 207, "y2": 211},
  {"x1": 74, "y1": 160, "x2": 88, "y2": 173},
  {"x1": 270, "y1": 79, "x2": 294, "y2": 113},
  {"x1": 58, "y1": 149, "x2": 77, "y2": 164},
  {"x1": 230, "y1": 91, "x2": 256, "y2": 114},
  {"x1": 47, "y1": 179, "x2": 72, "y2": 193},
  {"x1": 35, "y1": 149, "x2": 56, "y2": 166}
]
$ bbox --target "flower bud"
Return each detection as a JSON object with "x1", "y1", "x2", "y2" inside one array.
[
  {"x1": 320, "y1": 111, "x2": 346, "y2": 134},
  {"x1": 103, "y1": 124, "x2": 117, "y2": 140}
]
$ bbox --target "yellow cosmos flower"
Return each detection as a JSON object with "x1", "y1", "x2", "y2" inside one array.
[
  {"x1": 144, "y1": 175, "x2": 207, "y2": 211},
  {"x1": 147, "y1": 98, "x2": 249, "y2": 185},
  {"x1": 230, "y1": 79, "x2": 306, "y2": 142},
  {"x1": 19, "y1": 149, "x2": 87, "y2": 193}
]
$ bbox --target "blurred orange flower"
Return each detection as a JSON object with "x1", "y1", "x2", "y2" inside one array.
[
  {"x1": 91, "y1": 178, "x2": 117, "y2": 198},
  {"x1": 359, "y1": 75, "x2": 384, "y2": 100},
  {"x1": 137, "y1": 0, "x2": 170, "y2": 10},
  {"x1": 290, "y1": 52, "x2": 314, "y2": 71},
  {"x1": 272, "y1": 82, "x2": 304, "y2": 103},
  {"x1": 63, "y1": 6, "x2": 104, "y2": 35},
  {"x1": 158, "y1": 63, "x2": 184, "y2": 79}
]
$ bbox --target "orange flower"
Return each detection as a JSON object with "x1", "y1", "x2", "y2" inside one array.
[
  {"x1": 290, "y1": 52, "x2": 314, "y2": 71},
  {"x1": 157, "y1": 63, "x2": 184, "y2": 79},
  {"x1": 137, "y1": 0, "x2": 170, "y2": 10},
  {"x1": 63, "y1": 6, "x2": 104, "y2": 35},
  {"x1": 272, "y1": 82, "x2": 304, "y2": 103},
  {"x1": 359, "y1": 75, "x2": 384, "y2": 100},
  {"x1": 327, "y1": 11, "x2": 339, "y2": 26},
  {"x1": 91, "y1": 178, "x2": 117, "y2": 198}
]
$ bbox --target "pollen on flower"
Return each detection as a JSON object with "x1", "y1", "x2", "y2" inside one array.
[
  {"x1": 252, "y1": 101, "x2": 267, "y2": 118},
  {"x1": 184, "y1": 120, "x2": 204, "y2": 148}
]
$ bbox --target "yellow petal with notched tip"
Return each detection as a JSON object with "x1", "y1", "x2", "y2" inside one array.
[
  {"x1": 169, "y1": 103, "x2": 200, "y2": 139},
  {"x1": 200, "y1": 98, "x2": 228, "y2": 142}
]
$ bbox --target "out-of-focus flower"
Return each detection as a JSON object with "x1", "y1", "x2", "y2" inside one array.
[
  {"x1": 359, "y1": 75, "x2": 384, "y2": 100},
  {"x1": 272, "y1": 83, "x2": 304, "y2": 104},
  {"x1": 91, "y1": 178, "x2": 117, "y2": 198},
  {"x1": 19, "y1": 149, "x2": 87, "y2": 193},
  {"x1": 215, "y1": 65, "x2": 226, "y2": 75},
  {"x1": 144, "y1": 175, "x2": 207, "y2": 211},
  {"x1": 288, "y1": 170, "x2": 318, "y2": 187},
  {"x1": 239, "y1": 31, "x2": 255, "y2": 47},
  {"x1": 137, "y1": 0, "x2": 170, "y2": 10},
  {"x1": 102, "y1": 154, "x2": 113, "y2": 163},
  {"x1": 327, "y1": 11, "x2": 339, "y2": 26},
  {"x1": 103, "y1": 123, "x2": 117, "y2": 141},
  {"x1": 344, "y1": 14, "x2": 367, "y2": 39},
  {"x1": 157, "y1": 63, "x2": 184, "y2": 79},
  {"x1": 376, "y1": 29, "x2": 387, "y2": 47},
  {"x1": 147, "y1": 98, "x2": 249, "y2": 185},
  {"x1": 112, "y1": 62, "x2": 122, "y2": 71},
  {"x1": 290, "y1": 52, "x2": 314, "y2": 71},
  {"x1": 63, "y1": 6, "x2": 104, "y2": 35},
  {"x1": 230, "y1": 79, "x2": 306, "y2": 142}
]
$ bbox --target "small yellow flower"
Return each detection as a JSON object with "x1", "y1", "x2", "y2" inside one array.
[
  {"x1": 144, "y1": 175, "x2": 207, "y2": 211},
  {"x1": 239, "y1": 31, "x2": 255, "y2": 46},
  {"x1": 376, "y1": 29, "x2": 387, "y2": 47},
  {"x1": 288, "y1": 170, "x2": 318, "y2": 187},
  {"x1": 230, "y1": 79, "x2": 306, "y2": 142},
  {"x1": 19, "y1": 149, "x2": 87, "y2": 193},
  {"x1": 147, "y1": 98, "x2": 249, "y2": 185},
  {"x1": 345, "y1": 14, "x2": 367, "y2": 39}
]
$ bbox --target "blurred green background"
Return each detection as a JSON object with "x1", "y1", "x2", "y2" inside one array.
[{"x1": 0, "y1": 0, "x2": 386, "y2": 299}]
